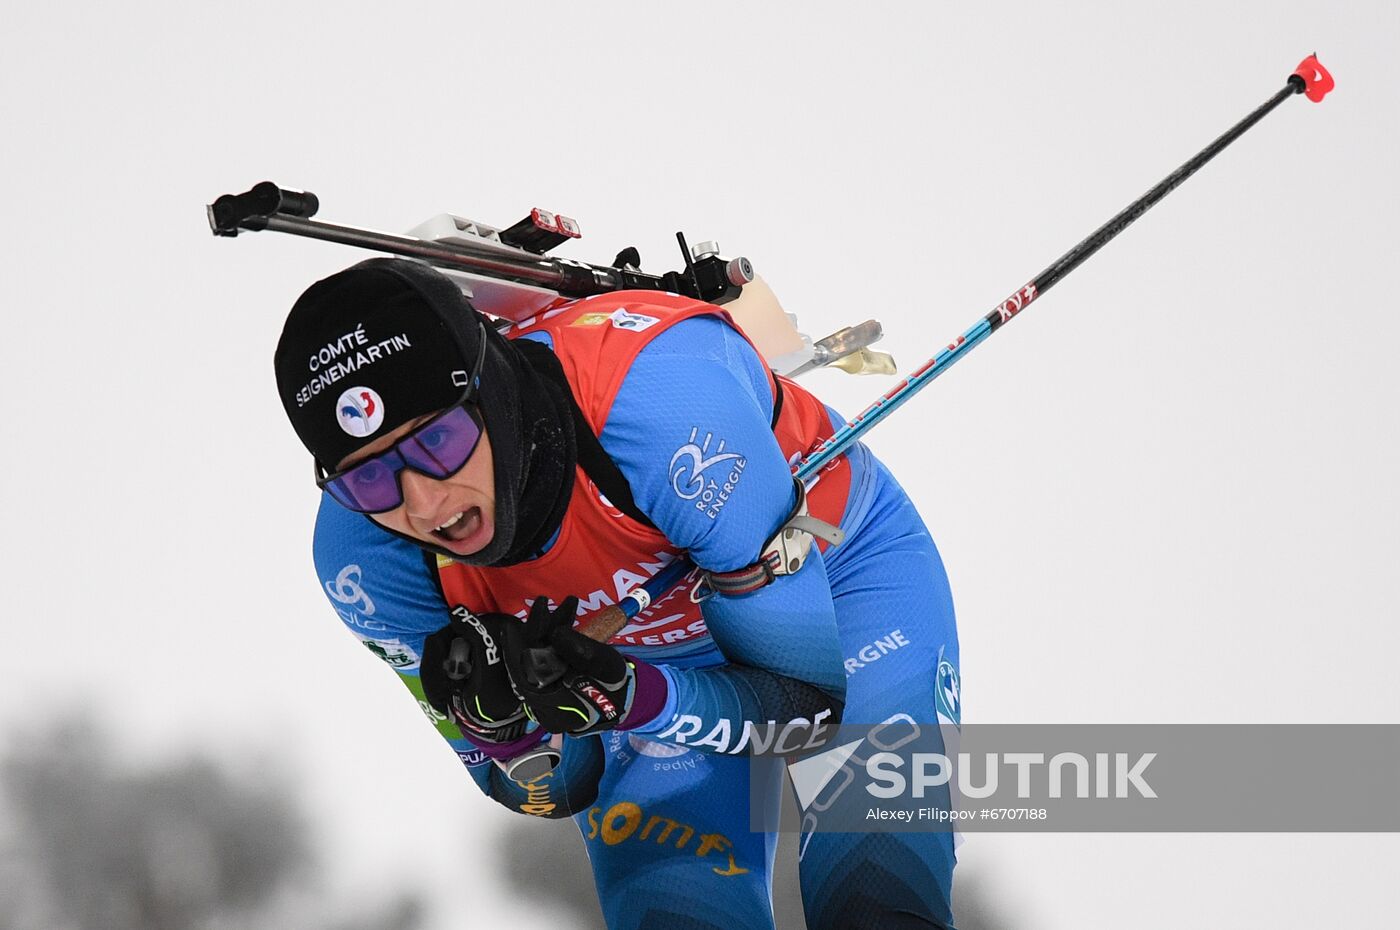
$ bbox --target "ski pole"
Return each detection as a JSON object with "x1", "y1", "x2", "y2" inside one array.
[{"x1": 576, "y1": 53, "x2": 1334, "y2": 644}]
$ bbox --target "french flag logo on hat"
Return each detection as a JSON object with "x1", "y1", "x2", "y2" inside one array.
[{"x1": 336, "y1": 386, "x2": 385, "y2": 437}]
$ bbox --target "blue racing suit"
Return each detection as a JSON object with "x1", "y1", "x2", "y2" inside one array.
[{"x1": 312, "y1": 311, "x2": 961, "y2": 929}]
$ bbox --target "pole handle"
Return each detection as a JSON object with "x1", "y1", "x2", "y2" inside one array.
[{"x1": 577, "y1": 604, "x2": 628, "y2": 643}]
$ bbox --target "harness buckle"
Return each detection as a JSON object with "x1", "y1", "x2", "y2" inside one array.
[{"x1": 699, "y1": 478, "x2": 844, "y2": 597}]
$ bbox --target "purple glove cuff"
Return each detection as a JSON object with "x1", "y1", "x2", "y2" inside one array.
[
  {"x1": 465, "y1": 729, "x2": 547, "y2": 761},
  {"x1": 618, "y1": 660, "x2": 668, "y2": 731}
]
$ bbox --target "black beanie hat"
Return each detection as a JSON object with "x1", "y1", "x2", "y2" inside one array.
[{"x1": 274, "y1": 259, "x2": 476, "y2": 469}]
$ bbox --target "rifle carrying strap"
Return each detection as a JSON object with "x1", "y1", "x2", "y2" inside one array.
[
  {"x1": 515, "y1": 337, "x2": 656, "y2": 530},
  {"x1": 568, "y1": 398, "x2": 656, "y2": 529}
]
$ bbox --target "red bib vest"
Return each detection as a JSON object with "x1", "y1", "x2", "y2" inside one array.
[{"x1": 435, "y1": 292, "x2": 852, "y2": 649}]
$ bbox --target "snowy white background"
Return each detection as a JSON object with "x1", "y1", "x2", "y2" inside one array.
[{"x1": 2, "y1": 1, "x2": 1397, "y2": 927}]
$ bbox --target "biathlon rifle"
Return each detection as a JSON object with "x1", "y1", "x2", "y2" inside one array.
[{"x1": 206, "y1": 183, "x2": 893, "y2": 379}]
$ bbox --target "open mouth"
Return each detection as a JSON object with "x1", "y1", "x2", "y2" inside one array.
[{"x1": 432, "y1": 507, "x2": 483, "y2": 545}]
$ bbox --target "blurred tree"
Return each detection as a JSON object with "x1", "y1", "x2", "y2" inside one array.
[
  {"x1": 498, "y1": 816, "x2": 607, "y2": 929},
  {"x1": 0, "y1": 719, "x2": 424, "y2": 930}
]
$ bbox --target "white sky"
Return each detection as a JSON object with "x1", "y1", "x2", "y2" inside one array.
[{"x1": 2, "y1": 1, "x2": 1397, "y2": 927}]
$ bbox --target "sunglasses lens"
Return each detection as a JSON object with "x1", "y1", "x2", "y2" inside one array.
[
  {"x1": 325, "y1": 454, "x2": 405, "y2": 513},
  {"x1": 318, "y1": 407, "x2": 480, "y2": 515},
  {"x1": 399, "y1": 406, "x2": 483, "y2": 477}
]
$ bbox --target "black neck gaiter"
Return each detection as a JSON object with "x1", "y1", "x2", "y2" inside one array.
[{"x1": 458, "y1": 333, "x2": 577, "y2": 567}]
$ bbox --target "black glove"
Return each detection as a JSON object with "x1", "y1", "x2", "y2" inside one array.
[
  {"x1": 501, "y1": 596, "x2": 638, "y2": 736},
  {"x1": 420, "y1": 606, "x2": 530, "y2": 746}
]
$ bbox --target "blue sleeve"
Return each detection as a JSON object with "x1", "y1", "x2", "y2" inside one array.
[
  {"x1": 599, "y1": 316, "x2": 847, "y2": 752},
  {"x1": 313, "y1": 494, "x2": 601, "y2": 816}
]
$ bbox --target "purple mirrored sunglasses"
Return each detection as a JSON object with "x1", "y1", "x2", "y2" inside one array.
[
  {"x1": 316, "y1": 402, "x2": 485, "y2": 513},
  {"x1": 315, "y1": 323, "x2": 487, "y2": 515}
]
